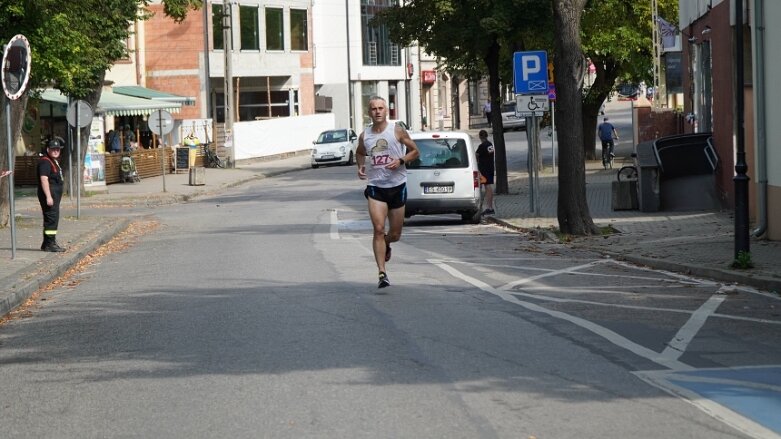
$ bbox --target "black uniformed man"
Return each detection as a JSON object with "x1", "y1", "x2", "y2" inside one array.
[{"x1": 37, "y1": 138, "x2": 66, "y2": 252}]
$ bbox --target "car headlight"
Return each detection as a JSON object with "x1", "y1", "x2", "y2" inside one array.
[
  {"x1": 312, "y1": 149, "x2": 318, "y2": 155},
  {"x1": 340, "y1": 146, "x2": 346, "y2": 153}
]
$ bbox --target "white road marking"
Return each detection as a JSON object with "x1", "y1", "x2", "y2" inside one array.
[
  {"x1": 432, "y1": 260, "x2": 693, "y2": 371},
  {"x1": 662, "y1": 294, "x2": 726, "y2": 360},
  {"x1": 498, "y1": 260, "x2": 610, "y2": 291},
  {"x1": 330, "y1": 209, "x2": 339, "y2": 240}
]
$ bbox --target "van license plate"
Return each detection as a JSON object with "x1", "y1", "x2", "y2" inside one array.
[{"x1": 424, "y1": 185, "x2": 454, "y2": 194}]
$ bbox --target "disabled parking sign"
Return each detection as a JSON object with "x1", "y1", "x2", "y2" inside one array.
[{"x1": 513, "y1": 51, "x2": 548, "y2": 94}]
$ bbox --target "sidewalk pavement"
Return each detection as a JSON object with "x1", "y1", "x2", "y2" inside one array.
[
  {"x1": 490, "y1": 157, "x2": 781, "y2": 294},
  {"x1": 2, "y1": 149, "x2": 780, "y2": 318}
]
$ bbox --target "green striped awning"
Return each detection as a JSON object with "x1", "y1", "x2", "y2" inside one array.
[
  {"x1": 39, "y1": 88, "x2": 182, "y2": 116},
  {"x1": 112, "y1": 85, "x2": 195, "y2": 106}
]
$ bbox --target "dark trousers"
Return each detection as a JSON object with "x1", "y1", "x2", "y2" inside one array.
[{"x1": 38, "y1": 184, "x2": 63, "y2": 243}]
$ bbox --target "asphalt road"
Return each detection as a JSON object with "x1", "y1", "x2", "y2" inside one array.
[{"x1": 1, "y1": 158, "x2": 779, "y2": 438}]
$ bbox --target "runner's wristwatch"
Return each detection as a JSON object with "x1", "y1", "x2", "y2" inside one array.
[{"x1": 398, "y1": 158, "x2": 405, "y2": 166}]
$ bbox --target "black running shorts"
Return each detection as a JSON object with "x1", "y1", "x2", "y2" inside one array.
[{"x1": 364, "y1": 183, "x2": 407, "y2": 209}]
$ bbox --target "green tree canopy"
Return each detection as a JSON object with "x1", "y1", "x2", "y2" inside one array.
[
  {"x1": 1, "y1": 0, "x2": 201, "y2": 227},
  {"x1": 377, "y1": 0, "x2": 553, "y2": 194}
]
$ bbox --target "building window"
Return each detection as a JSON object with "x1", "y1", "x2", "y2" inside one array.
[
  {"x1": 360, "y1": 81, "x2": 379, "y2": 126},
  {"x1": 240, "y1": 5, "x2": 259, "y2": 51},
  {"x1": 216, "y1": 90, "x2": 293, "y2": 122},
  {"x1": 212, "y1": 4, "x2": 224, "y2": 50},
  {"x1": 266, "y1": 7, "x2": 284, "y2": 51},
  {"x1": 290, "y1": 9, "x2": 308, "y2": 51},
  {"x1": 360, "y1": 0, "x2": 400, "y2": 66}
]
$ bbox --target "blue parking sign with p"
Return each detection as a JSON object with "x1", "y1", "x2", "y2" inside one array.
[{"x1": 514, "y1": 51, "x2": 548, "y2": 94}]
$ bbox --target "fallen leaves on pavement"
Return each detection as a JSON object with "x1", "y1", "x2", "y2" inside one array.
[{"x1": 0, "y1": 219, "x2": 160, "y2": 327}]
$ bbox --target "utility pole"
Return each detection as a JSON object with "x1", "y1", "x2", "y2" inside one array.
[{"x1": 222, "y1": 1, "x2": 235, "y2": 167}]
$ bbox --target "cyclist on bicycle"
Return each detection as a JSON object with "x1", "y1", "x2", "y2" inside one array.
[{"x1": 598, "y1": 116, "x2": 619, "y2": 168}]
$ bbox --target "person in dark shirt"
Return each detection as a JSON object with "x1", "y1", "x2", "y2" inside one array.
[
  {"x1": 476, "y1": 130, "x2": 495, "y2": 215},
  {"x1": 37, "y1": 138, "x2": 66, "y2": 252},
  {"x1": 597, "y1": 117, "x2": 619, "y2": 167}
]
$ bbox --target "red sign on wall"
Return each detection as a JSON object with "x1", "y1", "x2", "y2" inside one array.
[{"x1": 422, "y1": 70, "x2": 437, "y2": 85}]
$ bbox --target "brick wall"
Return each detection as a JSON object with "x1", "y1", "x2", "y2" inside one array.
[
  {"x1": 144, "y1": 5, "x2": 204, "y2": 119},
  {"x1": 635, "y1": 107, "x2": 684, "y2": 144}
]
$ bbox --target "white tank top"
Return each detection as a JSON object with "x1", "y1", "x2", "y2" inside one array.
[{"x1": 363, "y1": 122, "x2": 407, "y2": 188}]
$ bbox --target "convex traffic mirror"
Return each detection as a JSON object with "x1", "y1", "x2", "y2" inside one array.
[{"x1": 2, "y1": 34, "x2": 31, "y2": 100}]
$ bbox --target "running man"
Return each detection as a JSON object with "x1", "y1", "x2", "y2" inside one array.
[{"x1": 357, "y1": 96, "x2": 420, "y2": 288}]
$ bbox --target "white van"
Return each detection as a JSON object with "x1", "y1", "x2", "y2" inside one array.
[{"x1": 404, "y1": 131, "x2": 483, "y2": 223}]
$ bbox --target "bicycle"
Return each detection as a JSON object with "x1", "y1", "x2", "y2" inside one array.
[
  {"x1": 203, "y1": 143, "x2": 224, "y2": 168},
  {"x1": 601, "y1": 139, "x2": 615, "y2": 170},
  {"x1": 617, "y1": 152, "x2": 638, "y2": 182}
]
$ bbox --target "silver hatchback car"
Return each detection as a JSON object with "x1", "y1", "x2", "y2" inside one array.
[
  {"x1": 500, "y1": 101, "x2": 526, "y2": 132},
  {"x1": 404, "y1": 131, "x2": 483, "y2": 223}
]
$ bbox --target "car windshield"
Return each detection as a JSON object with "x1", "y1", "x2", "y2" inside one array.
[
  {"x1": 501, "y1": 103, "x2": 516, "y2": 113},
  {"x1": 316, "y1": 130, "x2": 348, "y2": 144},
  {"x1": 407, "y1": 138, "x2": 469, "y2": 169}
]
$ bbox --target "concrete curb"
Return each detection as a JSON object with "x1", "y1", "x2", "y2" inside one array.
[
  {"x1": 1, "y1": 217, "x2": 133, "y2": 318},
  {"x1": 604, "y1": 252, "x2": 781, "y2": 293}
]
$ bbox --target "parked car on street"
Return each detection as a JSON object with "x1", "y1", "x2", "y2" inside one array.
[
  {"x1": 404, "y1": 131, "x2": 483, "y2": 223},
  {"x1": 500, "y1": 102, "x2": 526, "y2": 132},
  {"x1": 616, "y1": 83, "x2": 640, "y2": 100},
  {"x1": 311, "y1": 129, "x2": 358, "y2": 168}
]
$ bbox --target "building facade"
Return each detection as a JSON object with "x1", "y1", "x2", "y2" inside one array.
[
  {"x1": 131, "y1": 1, "x2": 315, "y2": 124},
  {"x1": 679, "y1": 0, "x2": 781, "y2": 240}
]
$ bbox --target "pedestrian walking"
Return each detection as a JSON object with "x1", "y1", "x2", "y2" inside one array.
[
  {"x1": 37, "y1": 138, "x2": 66, "y2": 252},
  {"x1": 483, "y1": 99, "x2": 492, "y2": 126},
  {"x1": 476, "y1": 130, "x2": 495, "y2": 215},
  {"x1": 356, "y1": 96, "x2": 420, "y2": 288}
]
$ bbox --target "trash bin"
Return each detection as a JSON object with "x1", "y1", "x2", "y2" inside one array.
[
  {"x1": 636, "y1": 140, "x2": 660, "y2": 212},
  {"x1": 612, "y1": 180, "x2": 638, "y2": 210}
]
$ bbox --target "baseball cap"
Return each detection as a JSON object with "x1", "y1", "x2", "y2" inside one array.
[{"x1": 47, "y1": 138, "x2": 64, "y2": 149}]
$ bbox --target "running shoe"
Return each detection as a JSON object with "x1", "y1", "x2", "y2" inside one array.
[
  {"x1": 385, "y1": 243, "x2": 392, "y2": 262},
  {"x1": 483, "y1": 208, "x2": 495, "y2": 215},
  {"x1": 378, "y1": 272, "x2": 391, "y2": 288}
]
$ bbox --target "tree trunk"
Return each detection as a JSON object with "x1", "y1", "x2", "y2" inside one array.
[
  {"x1": 0, "y1": 94, "x2": 28, "y2": 228},
  {"x1": 552, "y1": 0, "x2": 599, "y2": 236},
  {"x1": 484, "y1": 37, "x2": 508, "y2": 195},
  {"x1": 581, "y1": 56, "x2": 619, "y2": 160}
]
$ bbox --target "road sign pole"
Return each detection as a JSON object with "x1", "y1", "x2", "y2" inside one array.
[
  {"x1": 532, "y1": 116, "x2": 541, "y2": 215},
  {"x1": 148, "y1": 109, "x2": 174, "y2": 192},
  {"x1": 67, "y1": 97, "x2": 73, "y2": 203},
  {"x1": 75, "y1": 105, "x2": 81, "y2": 219},
  {"x1": 551, "y1": 101, "x2": 556, "y2": 174},
  {"x1": 4, "y1": 34, "x2": 33, "y2": 259},
  {"x1": 6, "y1": 99, "x2": 16, "y2": 258},
  {"x1": 525, "y1": 116, "x2": 535, "y2": 214},
  {"x1": 159, "y1": 111, "x2": 166, "y2": 193}
]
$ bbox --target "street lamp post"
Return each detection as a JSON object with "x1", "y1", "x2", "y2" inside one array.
[{"x1": 734, "y1": 0, "x2": 750, "y2": 260}]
